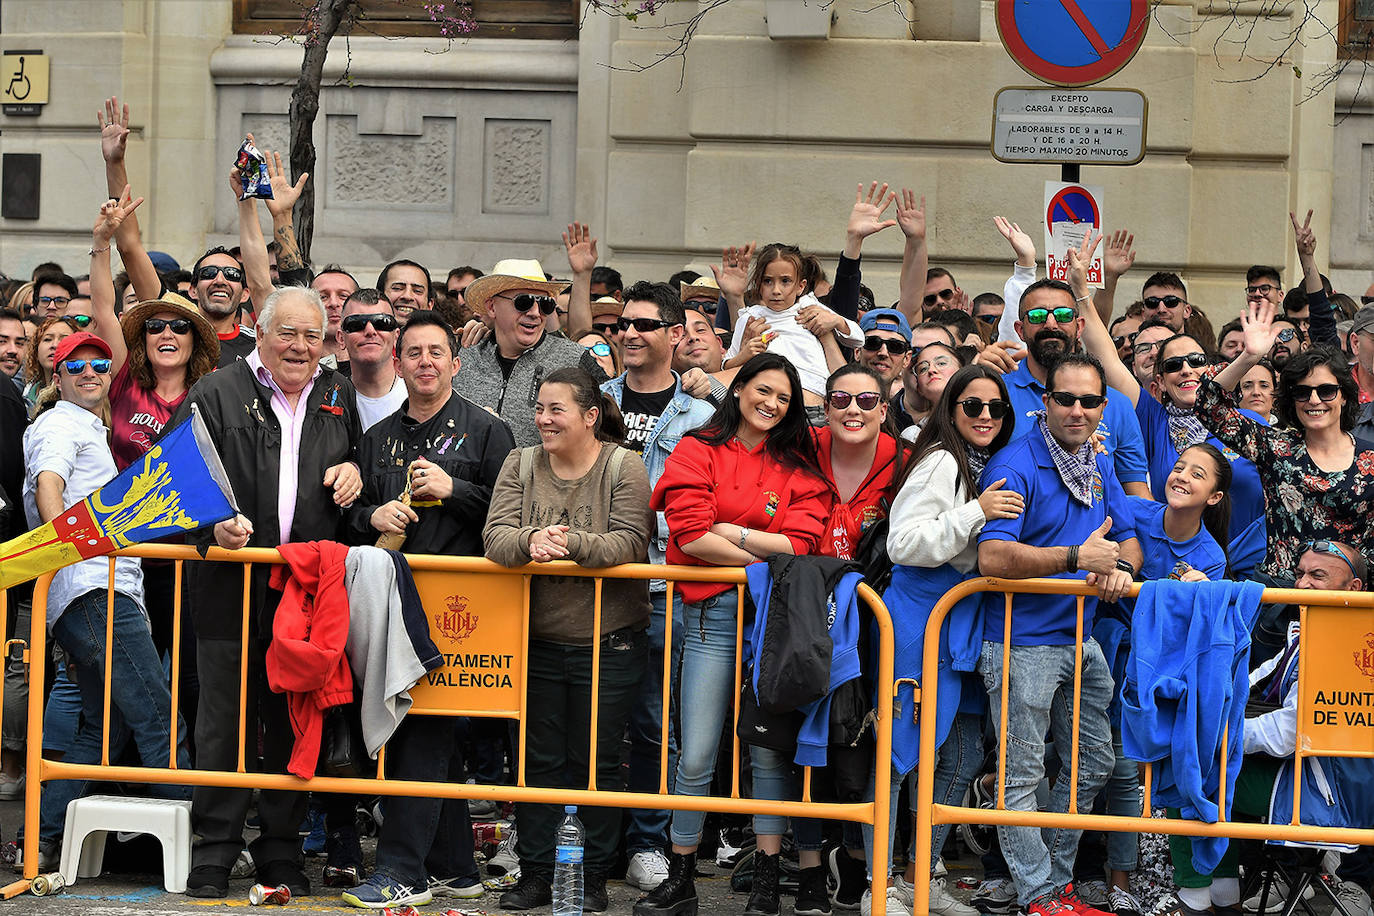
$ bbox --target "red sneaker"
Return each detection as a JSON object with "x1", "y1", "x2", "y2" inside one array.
[
  {"x1": 1027, "y1": 893, "x2": 1077, "y2": 916},
  {"x1": 1060, "y1": 883, "x2": 1114, "y2": 916}
]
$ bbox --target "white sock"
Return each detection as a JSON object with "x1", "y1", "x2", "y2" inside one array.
[
  {"x1": 1179, "y1": 886, "x2": 1213, "y2": 911},
  {"x1": 1212, "y1": 878, "x2": 1241, "y2": 907}
]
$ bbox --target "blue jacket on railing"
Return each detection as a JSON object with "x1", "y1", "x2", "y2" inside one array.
[
  {"x1": 884, "y1": 562, "x2": 983, "y2": 775},
  {"x1": 745, "y1": 560, "x2": 864, "y2": 767},
  {"x1": 1122, "y1": 578, "x2": 1265, "y2": 874}
]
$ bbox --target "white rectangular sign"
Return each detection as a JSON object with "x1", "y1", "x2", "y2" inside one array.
[
  {"x1": 993, "y1": 87, "x2": 1146, "y2": 165},
  {"x1": 1044, "y1": 181, "x2": 1104, "y2": 286}
]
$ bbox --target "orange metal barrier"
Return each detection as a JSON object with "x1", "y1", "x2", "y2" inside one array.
[
  {"x1": 909, "y1": 577, "x2": 1374, "y2": 916},
  {"x1": 20, "y1": 544, "x2": 900, "y2": 911}
]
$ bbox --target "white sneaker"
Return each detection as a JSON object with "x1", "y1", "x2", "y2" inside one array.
[
  {"x1": 625, "y1": 849, "x2": 670, "y2": 890},
  {"x1": 862, "y1": 886, "x2": 915, "y2": 916},
  {"x1": 928, "y1": 875, "x2": 979, "y2": 916},
  {"x1": 1243, "y1": 876, "x2": 1315, "y2": 913},
  {"x1": 485, "y1": 823, "x2": 519, "y2": 880},
  {"x1": 1076, "y1": 880, "x2": 1111, "y2": 908},
  {"x1": 971, "y1": 876, "x2": 1019, "y2": 914},
  {"x1": 230, "y1": 848, "x2": 255, "y2": 878},
  {"x1": 1336, "y1": 881, "x2": 1373, "y2": 916}
]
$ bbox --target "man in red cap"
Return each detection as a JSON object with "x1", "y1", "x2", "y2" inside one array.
[{"x1": 20, "y1": 331, "x2": 190, "y2": 870}]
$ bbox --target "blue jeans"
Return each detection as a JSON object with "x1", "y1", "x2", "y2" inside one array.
[
  {"x1": 749, "y1": 745, "x2": 823, "y2": 848},
  {"x1": 625, "y1": 590, "x2": 684, "y2": 853},
  {"x1": 861, "y1": 711, "x2": 983, "y2": 879},
  {"x1": 669, "y1": 590, "x2": 740, "y2": 847},
  {"x1": 40, "y1": 590, "x2": 191, "y2": 842},
  {"x1": 977, "y1": 639, "x2": 1115, "y2": 905},
  {"x1": 1103, "y1": 728, "x2": 1140, "y2": 872}
]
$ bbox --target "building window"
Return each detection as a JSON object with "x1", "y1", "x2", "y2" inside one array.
[
  {"x1": 232, "y1": 0, "x2": 577, "y2": 41},
  {"x1": 1341, "y1": 0, "x2": 1374, "y2": 59}
]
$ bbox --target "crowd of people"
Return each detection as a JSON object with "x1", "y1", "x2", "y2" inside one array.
[{"x1": 0, "y1": 100, "x2": 1372, "y2": 916}]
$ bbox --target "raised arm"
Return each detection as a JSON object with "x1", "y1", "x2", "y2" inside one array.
[
  {"x1": 1069, "y1": 232, "x2": 1140, "y2": 405},
  {"x1": 232, "y1": 139, "x2": 273, "y2": 317},
  {"x1": 263, "y1": 149, "x2": 309, "y2": 286},
  {"x1": 710, "y1": 242, "x2": 754, "y2": 330},
  {"x1": 89, "y1": 187, "x2": 145, "y2": 375},
  {"x1": 99, "y1": 96, "x2": 161, "y2": 302},
  {"x1": 993, "y1": 216, "x2": 1036, "y2": 345},
  {"x1": 563, "y1": 222, "x2": 597, "y2": 338},
  {"x1": 1096, "y1": 229, "x2": 1135, "y2": 325},
  {"x1": 1194, "y1": 302, "x2": 1281, "y2": 463},
  {"x1": 830, "y1": 181, "x2": 896, "y2": 319},
  {"x1": 1290, "y1": 209, "x2": 1338, "y2": 348},
  {"x1": 895, "y1": 189, "x2": 928, "y2": 326}
]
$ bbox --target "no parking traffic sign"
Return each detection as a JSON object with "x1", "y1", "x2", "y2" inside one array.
[
  {"x1": 997, "y1": 0, "x2": 1150, "y2": 88},
  {"x1": 1044, "y1": 181, "x2": 1103, "y2": 284}
]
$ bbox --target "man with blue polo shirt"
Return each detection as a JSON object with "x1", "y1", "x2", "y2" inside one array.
[
  {"x1": 1003, "y1": 279, "x2": 1151, "y2": 498},
  {"x1": 977, "y1": 352, "x2": 1142, "y2": 916}
]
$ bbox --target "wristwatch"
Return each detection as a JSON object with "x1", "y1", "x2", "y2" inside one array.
[
  {"x1": 739, "y1": 527, "x2": 751, "y2": 549},
  {"x1": 1115, "y1": 558, "x2": 1137, "y2": 578}
]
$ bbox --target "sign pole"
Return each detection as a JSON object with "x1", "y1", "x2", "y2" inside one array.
[{"x1": 1062, "y1": 164, "x2": 1080, "y2": 184}]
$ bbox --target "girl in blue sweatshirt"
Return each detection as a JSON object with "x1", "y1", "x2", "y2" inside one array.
[{"x1": 1128, "y1": 443, "x2": 1232, "y2": 583}]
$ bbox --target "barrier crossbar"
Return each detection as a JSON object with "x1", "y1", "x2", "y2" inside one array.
[
  {"x1": 910, "y1": 577, "x2": 1374, "y2": 916},
  {"x1": 20, "y1": 543, "x2": 900, "y2": 912}
]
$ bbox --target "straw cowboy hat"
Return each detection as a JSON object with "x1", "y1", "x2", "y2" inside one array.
[
  {"x1": 463, "y1": 259, "x2": 566, "y2": 316},
  {"x1": 680, "y1": 275, "x2": 722, "y2": 303},
  {"x1": 120, "y1": 292, "x2": 221, "y2": 364}
]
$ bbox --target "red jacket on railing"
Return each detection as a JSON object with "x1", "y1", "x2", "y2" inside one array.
[{"x1": 266, "y1": 540, "x2": 354, "y2": 778}]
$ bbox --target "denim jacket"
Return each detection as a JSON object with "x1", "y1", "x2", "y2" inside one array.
[{"x1": 602, "y1": 372, "x2": 716, "y2": 579}]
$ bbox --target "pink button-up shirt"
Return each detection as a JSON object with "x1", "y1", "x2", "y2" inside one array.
[{"x1": 247, "y1": 349, "x2": 320, "y2": 544}]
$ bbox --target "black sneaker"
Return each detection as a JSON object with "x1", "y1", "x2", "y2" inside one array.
[
  {"x1": 797, "y1": 864, "x2": 833, "y2": 916},
  {"x1": 1154, "y1": 893, "x2": 1212, "y2": 916},
  {"x1": 185, "y1": 864, "x2": 230, "y2": 898},
  {"x1": 257, "y1": 859, "x2": 312, "y2": 897},
  {"x1": 585, "y1": 873, "x2": 610, "y2": 913},
  {"x1": 499, "y1": 873, "x2": 552, "y2": 911},
  {"x1": 828, "y1": 847, "x2": 867, "y2": 911}
]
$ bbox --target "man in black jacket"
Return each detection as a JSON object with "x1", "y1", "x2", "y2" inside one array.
[
  {"x1": 170, "y1": 286, "x2": 363, "y2": 899},
  {"x1": 341, "y1": 310, "x2": 514, "y2": 909}
]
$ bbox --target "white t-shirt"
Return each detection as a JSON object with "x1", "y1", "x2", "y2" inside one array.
[
  {"x1": 723, "y1": 293, "x2": 863, "y2": 395},
  {"x1": 356, "y1": 376, "x2": 408, "y2": 431}
]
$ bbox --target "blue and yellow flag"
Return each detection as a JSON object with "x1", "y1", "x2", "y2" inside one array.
[{"x1": 0, "y1": 407, "x2": 237, "y2": 590}]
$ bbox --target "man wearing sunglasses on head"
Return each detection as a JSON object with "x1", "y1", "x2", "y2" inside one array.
[
  {"x1": 454, "y1": 259, "x2": 609, "y2": 447},
  {"x1": 1003, "y1": 279, "x2": 1151, "y2": 497},
  {"x1": 337, "y1": 289, "x2": 407, "y2": 431}
]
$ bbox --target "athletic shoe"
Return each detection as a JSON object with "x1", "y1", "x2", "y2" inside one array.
[
  {"x1": 342, "y1": 873, "x2": 433, "y2": 909},
  {"x1": 0, "y1": 773, "x2": 24, "y2": 800},
  {"x1": 1108, "y1": 885, "x2": 1144, "y2": 916},
  {"x1": 230, "y1": 849, "x2": 256, "y2": 878},
  {"x1": 324, "y1": 864, "x2": 364, "y2": 888},
  {"x1": 429, "y1": 874, "x2": 485, "y2": 898},
  {"x1": 972, "y1": 877, "x2": 1019, "y2": 914},
  {"x1": 1243, "y1": 877, "x2": 1315, "y2": 913},
  {"x1": 486, "y1": 823, "x2": 520, "y2": 880},
  {"x1": 626, "y1": 849, "x2": 671, "y2": 890},
  {"x1": 716, "y1": 827, "x2": 746, "y2": 867},
  {"x1": 929, "y1": 875, "x2": 979, "y2": 916},
  {"x1": 1152, "y1": 892, "x2": 1212, "y2": 916},
  {"x1": 302, "y1": 808, "x2": 326, "y2": 856},
  {"x1": 498, "y1": 873, "x2": 552, "y2": 910},
  {"x1": 185, "y1": 863, "x2": 230, "y2": 898},
  {"x1": 1026, "y1": 892, "x2": 1077, "y2": 916},
  {"x1": 1337, "y1": 881, "x2": 1374, "y2": 916},
  {"x1": 863, "y1": 886, "x2": 915, "y2": 916},
  {"x1": 1073, "y1": 881, "x2": 1111, "y2": 908},
  {"x1": 829, "y1": 846, "x2": 868, "y2": 911},
  {"x1": 1062, "y1": 883, "x2": 1114, "y2": 916}
]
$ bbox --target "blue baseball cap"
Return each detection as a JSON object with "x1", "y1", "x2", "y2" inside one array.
[{"x1": 859, "y1": 308, "x2": 911, "y2": 342}]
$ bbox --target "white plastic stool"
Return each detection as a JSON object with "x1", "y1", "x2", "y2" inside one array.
[{"x1": 59, "y1": 795, "x2": 192, "y2": 892}]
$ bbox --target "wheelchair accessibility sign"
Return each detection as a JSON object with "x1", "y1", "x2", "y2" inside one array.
[{"x1": 2, "y1": 50, "x2": 49, "y2": 115}]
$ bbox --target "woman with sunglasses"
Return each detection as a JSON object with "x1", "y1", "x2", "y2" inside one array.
[
  {"x1": 20, "y1": 316, "x2": 74, "y2": 416},
  {"x1": 859, "y1": 365, "x2": 1019, "y2": 916},
  {"x1": 902, "y1": 341, "x2": 969, "y2": 439},
  {"x1": 1197, "y1": 298, "x2": 1374, "y2": 586},
  {"x1": 577, "y1": 329, "x2": 621, "y2": 378},
  {"x1": 1068, "y1": 236, "x2": 1264, "y2": 549},
  {"x1": 643, "y1": 353, "x2": 830, "y2": 916}
]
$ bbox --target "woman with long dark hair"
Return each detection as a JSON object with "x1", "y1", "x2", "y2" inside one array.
[
  {"x1": 641, "y1": 353, "x2": 831, "y2": 916},
  {"x1": 858, "y1": 365, "x2": 1020, "y2": 916},
  {"x1": 483, "y1": 367, "x2": 652, "y2": 913}
]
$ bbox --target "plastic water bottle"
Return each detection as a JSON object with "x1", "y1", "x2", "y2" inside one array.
[{"x1": 553, "y1": 805, "x2": 585, "y2": 916}]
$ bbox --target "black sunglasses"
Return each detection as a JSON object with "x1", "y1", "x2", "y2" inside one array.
[
  {"x1": 957, "y1": 397, "x2": 1009, "y2": 419},
  {"x1": 1024, "y1": 306, "x2": 1076, "y2": 325},
  {"x1": 1112, "y1": 335, "x2": 1130, "y2": 349},
  {"x1": 1144, "y1": 295, "x2": 1187, "y2": 310},
  {"x1": 60, "y1": 315, "x2": 94, "y2": 329},
  {"x1": 1048, "y1": 391, "x2": 1107, "y2": 409},
  {"x1": 61, "y1": 357, "x2": 112, "y2": 375},
  {"x1": 196, "y1": 264, "x2": 245, "y2": 284},
  {"x1": 862, "y1": 336, "x2": 910, "y2": 355},
  {"x1": 1290, "y1": 383, "x2": 1341, "y2": 402},
  {"x1": 975, "y1": 313, "x2": 1000, "y2": 325},
  {"x1": 592, "y1": 322, "x2": 620, "y2": 335},
  {"x1": 341, "y1": 313, "x2": 398, "y2": 334},
  {"x1": 509, "y1": 294, "x2": 557, "y2": 316},
  {"x1": 145, "y1": 317, "x2": 192, "y2": 335},
  {"x1": 616, "y1": 316, "x2": 674, "y2": 334},
  {"x1": 1158, "y1": 352, "x2": 1209, "y2": 374},
  {"x1": 826, "y1": 390, "x2": 882, "y2": 411},
  {"x1": 922, "y1": 288, "x2": 955, "y2": 308}
]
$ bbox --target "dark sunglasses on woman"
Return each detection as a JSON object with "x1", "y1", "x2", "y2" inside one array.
[
  {"x1": 826, "y1": 390, "x2": 882, "y2": 411},
  {"x1": 957, "y1": 397, "x2": 1009, "y2": 419},
  {"x1": 1289, "y1": 383, "x2": 1340, "y2": 403},
  {"x1": 145, "y1": 317, "x2": 193, "y2": 335},
  {"x1": 60, "y1": 315, "x2": 94, "y2": 330},
  {"x1": 1158, "y1": 352, "x2": 1209, "y2": 374}
]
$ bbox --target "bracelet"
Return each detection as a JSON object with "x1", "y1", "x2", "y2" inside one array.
[
  {"x1": 89, "y1": 245, "x2": 110, "y2": 255},
  {"x1": 739, "y1": 527, "x2": 751, "y2": 549},
  {"x1": 1115, "y1": 558, "x2": 1137, "y2": 578},
  {"x1": 1074, "y1": 294, "x2": 1091, "y2": 302},
  {"x1": 1066, "y1": 545, "x2": 1079, "y2": 573}
]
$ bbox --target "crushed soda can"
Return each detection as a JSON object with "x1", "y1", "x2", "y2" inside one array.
[
  {"x1": 30, "y1": 872, "x2": 65, "y2": 896},
  {"x1": 249, "y1": 883, "x2": 292, "y2": 904},
  {"x1": 956, "y1": 875, "x2": 979, "y2": 889},
  {"x1": 383, "y1": 906, "x2": 422, "y2": 916},
  {"x1": 444, "y1": 909, "x2": 493, "y2": 916},
  {"x1": 473, "y1": 820, "x2": 502, "y2": 852},
  {"x1": 234, "y1": 137, "x2": 274, "y2": 201}
]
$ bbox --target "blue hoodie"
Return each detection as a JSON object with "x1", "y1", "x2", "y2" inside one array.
[
  {"x1": 746, "y1": 561, "x2": 864, "y2": 767},
  {"x1": 1121, "y1": 579, "x2": 1265, "y2": 874}
]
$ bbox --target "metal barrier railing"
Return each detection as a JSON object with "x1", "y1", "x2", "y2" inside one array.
[
  {"x1": 910, "y1": 577, "x2": 1374, "y2": 916},
  {"x1": 18, "y1": 543, "x2": 899, "y2": 911}
]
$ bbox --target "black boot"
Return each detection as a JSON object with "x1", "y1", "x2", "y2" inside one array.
[
  {"x1": 634, "y1": 851, "x2": 698, "y2": 916},
  {"x1": 795, "y1": 864, "x2": 833, "y2": 916},
  {"x1": 745, "y1": 851, "x2": 781, "y2": 916}
]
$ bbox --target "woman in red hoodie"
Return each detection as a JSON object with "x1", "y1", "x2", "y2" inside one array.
[{"x1": 642, "y1": 353, "x2": 830, "y2": 916}]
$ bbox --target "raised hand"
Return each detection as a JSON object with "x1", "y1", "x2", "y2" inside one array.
[
  {"x1": 1290, "y1": 209, "x2": 1316, "y2": 258},
  {"x1": 93, "y1": 185, "x2": 144, "y2": 245},
  {"x1": 992, "y1": 216, "x2": 1036, "y2": 266},
  {"x1": 563, "y1": 222, "x2": 598, "y2": 275},
  {"x1": 711, "y1": 242, "x2": 756, "y2": 300},
  {"x1": 1102, "y1": 229, "x2": 1136, "y2": 280},
  {"x1": 847, "y1": 181, "x2": 897, "y2": 241},
  {"x1": 1239, "y1": 298, "x2": 1279, "y2": 359},
  {"x1": 896, "y1": 189, "x2": 927, "y2": 241},
  {"x1": 1066, "y1": 230, "x2": 1102, "y2": 299},
  {"x1": 263, "y1": 149, "x2": 308, "y2": 221},
  {"x1": 98, "y1": 96, "x2": 130, "y2": 164}
]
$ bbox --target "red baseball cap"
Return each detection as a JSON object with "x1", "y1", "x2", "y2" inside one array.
[{"x1": 53, "y1": 332, "x2": 114, "y2": 366}]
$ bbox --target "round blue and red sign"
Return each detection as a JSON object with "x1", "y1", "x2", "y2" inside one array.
[
  {"x1": 997, "y1": 0, "x2": 1150, "y2": 88},
  {"x1": 1046, "y1": 186, "x2": 1099, "y2": 231}
]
